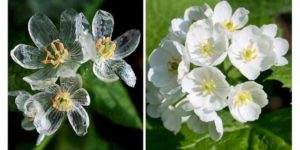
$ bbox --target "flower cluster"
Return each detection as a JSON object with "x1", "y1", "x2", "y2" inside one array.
[
  {"x1": 10, "y1": 9, "x2": 140, "y2": 145},
  {"x1": 147, "y1": 1, "x2": 289, "y2": 141}
]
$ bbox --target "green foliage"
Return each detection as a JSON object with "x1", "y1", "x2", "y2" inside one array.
[
  {"x1": 266, "y1": 56, "x2": 291, "y2": 89},
  {"x1": 147, "y1": 109, "x2": 291, "y2": 150}
]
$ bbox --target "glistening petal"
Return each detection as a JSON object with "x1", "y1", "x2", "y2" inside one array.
[
  {"x1": 92, "y1": 10, "x2": 114, "y2": 39},
  {"x1": 70, "y1": 88, "x2": 90, "y2": 106},
  {"x1": 67, "y1": 104, "x2": 89, "y2": 136},
  {"x1": 109, "y1": 59, "x2": 137, "y2": 87},
  {"x1": 21, "y1": 117, "x2": 35, "y2": 131},
  {"x1": 93, "y1": 59, "x2": 119, "y2": 82},
  {"x1": 60, "y1": 74, "x2": 83, "y2": 94}
]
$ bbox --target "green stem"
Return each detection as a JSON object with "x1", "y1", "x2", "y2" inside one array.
[{"x1": 33, "y1": 134, "x2": 54, "y2": 150}]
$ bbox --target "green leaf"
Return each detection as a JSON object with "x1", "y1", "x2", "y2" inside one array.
[
  {"x1": 265, "y1": 56, "x2": 291, "y2": 89},
  {"x1": 79, "y1": 62, "x2": 142, "y2": 129},
  {"x1": 147, "y1": 109, "x2": 291, "y2": 150}
]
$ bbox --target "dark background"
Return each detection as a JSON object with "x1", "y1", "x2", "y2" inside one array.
[{"x1": 8, "y1": 0, "x2": 143, "y2": 149}]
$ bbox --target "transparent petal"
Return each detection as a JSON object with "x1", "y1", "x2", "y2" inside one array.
[
  {"x1": 112, "y1": 29, "x2": 141, "y2": 59},
  {"x1": 70, "y1": 88, "x2": 90, "y2": 106},
  {"x1": 109, "y1": 59, "x2": 136, "y2": 87},
  {"x1": 34, "y1": 107, "x2": 64, "y2": 135},
  {"x1": 57, "y1": 62, "x2": 80, "y2": 77},
  {"x1": 60, "y1": 74, "x2": 82, "y2": 94},
  {"x1": 92, "y1": 10, "x2": 114, "y2": 39},
  {"x1": 30, "y1": 92, "x2": 53, "y2": 112},
  {"x1": 67, "y1": 104, "x2": 89, "y2": 136},
  {"x1": 28, "y1": 13, "x2": 59, "y2": 49},
  {"x1": 93, "y1": 59, "x2": 119, "y2": 82},
  {"x1": 45, "y1": 84, "x2": 61, "y2": 95},
  {"x1": 9, "y1": 90, "x2": 31, "y2": 112},
  {"x1": 60, "y1": 9, "x2": 78, "y2": 48},
  {"x1": 10, "y1": 44, "x2": 45, "y2": 69},
  {"x1": 23, "y1": 66, "x2": 58, "y2": 90},
  {"x1": 21, "y1": 117, "x2": 35, "y2": 131},
  {"x1": 36, "y1": 134, "x2": 45, "y2": 145}
]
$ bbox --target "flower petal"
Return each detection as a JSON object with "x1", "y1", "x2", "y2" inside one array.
[
  {"x1": 231, "y1": 8, "x2": 249, "y2": 29},
  {"x1": 146, "y1": 105, "x2": 161, "y2": 118},
  {"x1": 208, "y1": 116, "x2": 223, "y2": 141},
  {"x1": 70, "y1": 88, "x2": 90, "y2": 106},
  {"x1": 29, "y1": 92, "x2": 53, "y2": 112},
  {"x1": 112, "y1": 29, "x2": 141, "y2": 59},
  {"x1": 184, "y1": 4, "x2": 212, "y2": 21},
  {"x1": 36, "y1": 134, "x2": 45, "y2": 145},
  {"x1": 109, "y1": 59, "x2": 136, "y2": 87},
  {"x1": 28, "y1": 13, "x2": 59, "y2": 49},
  {"x1": 261, "y1": 24, "x2": 277, "y2": 38},
  {"x1": 10, "y1": 44, "x2": 45, "y2": 69},
  {"x1": 9, "y1": 90, "x2": 31, "y2": 112},
  {"x1": 212, "y1": 1, "x2": 232, "y2": 24},
  {"x1": 21, "y1": 117, "x2": 35, "y2": 131},
  {"x1": 187, "y1": 114, "x2": 208, "y2": 134},
  {"x1": 92, "y1": 10, "x2": 114, "y2": 39},
  {"x1": 93, "y1": 59, "x2": 119, "y2": 82},
  {"x1": 60, "y1": 74, "x2": 82, "y2": 94},
  {"x1": 67, "y1": 104, "x2": 89, "y2": 136},
  {"x1": 23, "y1": 66, "x2": 58, "y2": 90},
  {"x1": 57, "y1": 62, "x2": 81, "y2": 77},
  {"x1": 60, "y1": 9, "x2": 78, "y2": 47},
  {"x1": 161, "y1": 107, "x2": 182, "y2": 134},
  {"x1": 273, "y1": 38, "x2": 289, "y2": 66}
]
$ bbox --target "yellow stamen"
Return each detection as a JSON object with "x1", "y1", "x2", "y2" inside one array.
[
  {"x1": 42, "y1": 39, "x2": 69, "y2": 68},
  {"x1": 234, "y1": 91, "x2": 253, "y2": 107},
  {"x1": 200, "y1": 39, "x2": 214, "y2": 57},
  {"x1": 51, "y1": 92, "x2": 72, "y2": 112},
  {"x1": 95, "y1": 37, "x2": 116, "y2": 60},
  {"x1": 241, "y1": 44, "x2": 257, "y2": 62},
  {"x1": 168, "y1": 58, "x2": 180, "y2": 74},
  {"x1": 223, "y1": 20, "x2": 237, "y2": 32},
  {"x1": 200, "y1": 79, "x2": 216, "y2": 96}
]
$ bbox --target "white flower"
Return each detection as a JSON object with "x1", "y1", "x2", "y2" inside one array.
[
  {"x1": 33, "y1": 75, "x2": 90, "y2": 136},
  {"x1": 211, "y1": 1, "x2": 249, "y2": 35},
  {"x1": 10, "y1": 9, "x2": 87, "y2": 90},
  {"x1": 228, "y1": 25, "x2": 276, "y2": 80},
  {"x1": 76, "y1": 10, "x2": 140, "y2": 87},
  {"x1": 182, "y1": 67, "x2": 230, "y2": 111},
  {"x1": 228, "y1": 81, "x2": 268, "y2": 123},
  {"x1": 260, "y1": 24, "x2": 289, "y2": 66},
  {"x1": 148, "y1": 40, "x2": 185, "y2": 94},
  {"x1": 186, "y1": 19, "x2": 228, "y2": 66}
]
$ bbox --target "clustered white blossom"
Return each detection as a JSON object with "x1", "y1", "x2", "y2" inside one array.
[
  {"x1": 147, "y1": 1, "x2": 289, "y2": 141},
  {"x1": 10, "y1": 9, "x2": 140, "y2": 145}
]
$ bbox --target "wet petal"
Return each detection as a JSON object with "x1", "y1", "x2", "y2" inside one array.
[
  {"x1": 30, "y1": 92, "x2": 53, "y2": 112},
  {"x1": 93, "y1": 59, "x2": 119, "y2": 82},
  {"x1": 10, "y1": 44, "x2": 45, "y2": 69},
  {"x1": 109, "y1": 59, "x2": 136, "y2": 87},
  {"x1": 60, "y1": 74, "x2": 82, "y2": 94},
  {"x1": 28, "y1": 13, "x2": 59, "y2": 49},
  {"x1": 60, "y1": 9, "x2": 78, "y2": 48},
  {"x1": 23, "y1": 66, "x2": 58, "y2": 90},
  {"x1": 70, "y1": 88, "x2": 90, "y2": 106},
  {"x1": 21, "y1": 117, "x2": 35, "y2": 131},
  {"x1": 57, "y1": 62, "x2": 81, "y2": 77},
  {"x1": 92, "y1": 10, "x2": 114, "y2": 39},
  {"x1": 9, "y1": 90, "x2": 31, "y2": 112},
  {"x1": 67, "y1": 104, "x2": 89, "y2": 136},
  {"x1": 113, "y1": 29, "x2": 141, "y2": 59}
]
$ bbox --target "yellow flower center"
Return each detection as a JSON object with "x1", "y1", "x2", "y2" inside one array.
[
  {"x1": 51, "y1": 92, "x2": 73, "y2": 112},
  {"x1": 200, "y1": 39, "x2": 214, "y2": 57},
  {"x1": 234, "y1": 91, "x2": 253, "y2": 107},
  {"x1": 223, "y1": 20, "x2": 237, "y2": 32},
  {"x1": 168, "y1": 58, "x2": 180, "y2": 74},
  {"x1": 42, "y1": 39, "x2": 69, "y2": 68},
  {"x1": 95, "y1": 37, "x2": 116, "y2": 60},
  {"x1": 200, "y1": 79, "x2": 216, "y2": 96},
  {"x1": 241, "y1": 44, "x2": 257, "y2": 62}
]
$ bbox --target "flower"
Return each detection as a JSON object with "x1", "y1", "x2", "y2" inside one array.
[
  {"x1": 260, "y1": 24, "x2": 289, "y2": 66},
  {"x1": 10, "y1": 9, "x2": 87, "y2": 90},
  {"x1": 228, "y1": 25, "x2": 276, "y2": 80},
  {"x1": 185, "y1": 19, "x2": 228, "y2": 66},
  {"x1": 211, "y1": 1, "x2": 249, "y2": 36},
  {"x1": 76, "y1": 10, "x2": 140, "y2": 87},
  {"x1": 181, "y1": 67, "x2": 230, "y2": 111},
  {"x1": 32, "y1": 75, "x2": 90, "y2": 136},
  {"x1": 9, "y1": 91, "x2": 46, "y2": 145},
  {"x1": 228, "y1": 81, "x2": 268, "y2": 123}
]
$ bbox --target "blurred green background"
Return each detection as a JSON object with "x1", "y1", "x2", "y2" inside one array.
[
  {"x1": 146, "y1": 0, "x2": 292, "y2": 149},
  {"x1": 8, "y1": 0, "x2": 143, "y2": 149}
]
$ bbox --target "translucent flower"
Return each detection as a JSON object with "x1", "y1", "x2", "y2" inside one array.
[
  {"x1": 228, "y1": 25, "x2": 276, "y2": 80},
  {"x1": 260, "y1": 24, "x2": 289, "y2": 66},
  {"x1": 10, "y1": 9, "x2": 87, "y2": 90},
  {"x1": 182, "y1": 67, "x2": 230, "y2": 111},
  {"x1": 228, "y1": 81, "x2": 268, "y2": 123},
  {"x1": 186, "y1": 19, "x2": 228, "y2": 66},
  {"x1": 76, "y1": 10, "x2": 140, "y2": 87},
  {"x1": 32, "y1": 75, "x2": 90, "y2": 136},
  {"x1": 211, "y1": 1, "x2": 249, "y2": 36},
  {"x1": 8, "y1": 91, "x2": 46, "y2": 145}
]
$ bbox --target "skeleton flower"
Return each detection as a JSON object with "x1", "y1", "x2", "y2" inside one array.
[
  {"x1": 182, "y1": 67, "x2": 230, "y2": 111},
  {"x1": 10, "y1": 9, "x2": 87, "y2": 90},
  {"x1": 33, "y1": 75, "x2": 90, "y2": 136},
  {"x1": 76, "y1": 10, "x2": 140, "y2": 87},
  {"x1": 186, "y1": 19, "x2": 228, "y2": 66},
  {"x1": 9, "y1": 91, "x2": 46, "y2": 145},
  {"x1": 228, "y1": 25, "x2": 276, "y2": 80},
  {"x1": 228, "y1": 81, "x2": 268, "y2": 123}
]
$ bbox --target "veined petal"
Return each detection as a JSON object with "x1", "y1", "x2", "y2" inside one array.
[
  {"x1": 23, "y1": 66, "x2": 58, "y2": 90},
  {"x1": 60, "y1": 9, "x2": 78, "y2": 48},
  {"x1": 57, "y1": 62, "x2": 81, "y2": 77},
  {"x1": 92, "y1": 10, "x2": 114, "y2": 39},
  {"x1": 231, "y1": 8, "x2": 249, "y2": 29},
  {"x1": 60, "y1": 74, "x2": 83, "y2": 94},
  {"x1": 10, "y1": 44, "x2": 45, "y2": 69},
  {"x1": 9, "y1": 90, "x2": 31, "y2": 112},
  {"x1": 30, "y1": 92, "x2": 53, "y2": 112},
  {"x1": 21, "y1": 117, "x2": 35, "y2": 131},
  {"x1": 93, "y1": 59, "x2": 119, "y2": 82},
  {"x1": 109, "y1": 59, "x2": 137, "y2": 87},
  {"x1": 112, "y1": 29, "x2": 141, "y2": 59},
  {"x1": 261, "y1": 24, "x2": 277, "y2": 38},
  {"x1": 67, "y1": 104, "x2": 89, "y2": 136},
  {"x1": 28, "y1": 13, "x2": 59, "y2": 49},
  {"x1": 70, "y1": 88, "x2": 90, "y2": 106},
  {"x1": 212, "y1": 1, "x2": 232, "y2": 24}
]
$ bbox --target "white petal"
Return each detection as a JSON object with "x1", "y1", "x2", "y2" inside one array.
[
  {"x1": 93, "y1": 59, "x2": 119, "y2": 82},
  {"x1": 261, "y1": 24, "x2": 277, "y2": 38},
  {"x1": 212, "y1": 1, "x2": 232, "y2": 24},
  {"x1": 273, "y1": 38, "x2": 289, "y2": 66},
  {"x1": 231, "y1": 8, "x2": 249, "y2": 29},
  {"x1": 92, "y1": 10, "x2": 114, "y2": 39},
  {"x1": 146, "y1": 105, "x2": 161, "y2": 118},
  {"x1": 9, "y1": 91, "x2": 31, "y2": 112},
  {"x1": 187, "y1": 114, "x2": 207, "y2": 134},
  {"x1": 21, "y1": 117, "x2": 35, "y2": 131},
  {"x1": 208, "y1": 116, "x2": 223, "y2": 141},
  {"x1": 112, "y1": 29, "x2": 140, "y2": 59},
  {"x1": 29, "y1": 92, "x2": 52, "y2": 112},
  {"x1": 70, "y1": 88, "x2": 90, "y2": 106},
  {"x1": 109, "y1": 59, "x2": 137, "y2": 87},
  {"x1": 67, "y1": 104, "x2": 89, "y2": 136},
  {"x1": 194, "y1": 108, "x2": 218, "y2": 122},
  {"x1": 184, "y1": 4, "x2": 212, "y2": 21},
  {"x1": 60, "y1": 74, "x2": 82, "y2": 94},
  {"x1": 57, "y1": 62, "x2": 81, "y2": 78},
  {"x1": 161, "y1": 107, "x2": 182, "y2": 134}
]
